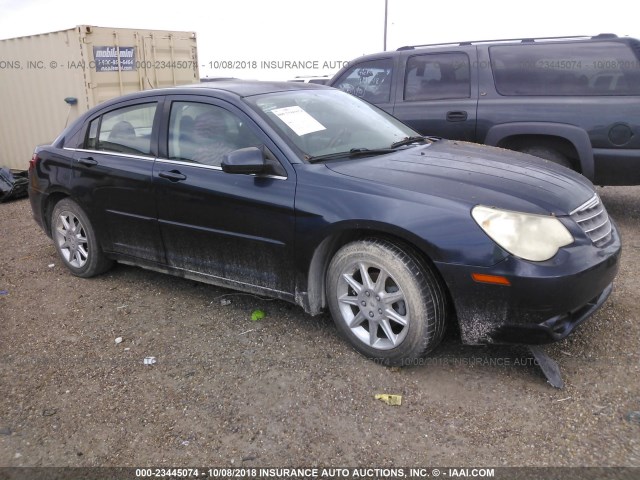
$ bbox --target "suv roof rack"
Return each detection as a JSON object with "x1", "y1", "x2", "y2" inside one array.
[{"x1": 396, "y1": 33, "x2": 618, "y2": 51}]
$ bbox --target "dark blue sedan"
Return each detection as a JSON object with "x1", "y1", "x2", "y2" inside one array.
[{"x1": 28, "y1": 81, "x2": 621, "y2": 366}]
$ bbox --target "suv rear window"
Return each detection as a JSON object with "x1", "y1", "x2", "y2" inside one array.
[{"x1": 490, "y1": 42, "x2": 640, "y2": 96}]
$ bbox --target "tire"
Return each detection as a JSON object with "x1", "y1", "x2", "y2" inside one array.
[
  {"x1": 51, "y1": 198, "x2": 113, "y2": 278},
  {"x1": 326, "y1": 238, "x2": 448, "y2": 366},
  {"x1": 519, "y1": 146, "x2": 572, "y2": 169}
]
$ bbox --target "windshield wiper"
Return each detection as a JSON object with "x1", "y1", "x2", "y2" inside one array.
[
  {"x1": 390, "y1": 135, "x2": 435, "y2": 149},
  {"x1": 306, "y1": 147, "x2": 395, "y2": 163}
]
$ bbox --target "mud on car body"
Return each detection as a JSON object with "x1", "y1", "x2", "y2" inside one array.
[{"x1": 28, "y1": 81, "x2": 621, "y2": 366}]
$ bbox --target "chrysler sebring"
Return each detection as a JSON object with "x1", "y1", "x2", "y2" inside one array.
[{"x1": 28, "y1": 81, "x2": 621, "y2": 366}]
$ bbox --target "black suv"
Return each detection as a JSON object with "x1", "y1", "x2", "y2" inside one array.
[{"x1": 329, "y1": 34, "x2": 640, "y2": 185}]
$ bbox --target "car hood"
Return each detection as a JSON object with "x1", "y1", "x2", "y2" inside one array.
[{"x1": 324, "y1": 140, "x2": 595, "y2": 215}]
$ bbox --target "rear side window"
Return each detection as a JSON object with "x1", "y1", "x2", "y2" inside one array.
[
  {"x1": 333, "y1": 58, "x2": 394, "y2": 104},
  {"x1": 404, "y1": 53, "x2": 471, "y2": 101},
  {"x1": 490, "y1": 42, "x2": 640, "y2": 96},
  {"x1": 85, "y1": 103, "x2": 157, "y2": 155}
]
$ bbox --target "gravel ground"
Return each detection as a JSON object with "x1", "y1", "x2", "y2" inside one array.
[{"x1": 0, "y1": 187, "x2": 639, "y2": 468}]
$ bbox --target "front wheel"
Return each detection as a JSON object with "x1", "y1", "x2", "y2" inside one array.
[
  {"x1": 326, "y1": 238, "x2": 448, "y2": 366},
  {"x1": 51, "y1": 198, "x2": 113, "y2": 278}
]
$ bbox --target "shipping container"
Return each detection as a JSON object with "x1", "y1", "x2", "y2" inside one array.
[{"x1": 0, "y1": 25, "x2": 199, "y2": 170}]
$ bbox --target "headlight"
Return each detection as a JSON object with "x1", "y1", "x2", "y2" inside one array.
[{"x1": 472, "y1": 205, "x2": 573, "y2": 262}]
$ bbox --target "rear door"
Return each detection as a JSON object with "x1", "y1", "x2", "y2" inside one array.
[
  {"x1": 152, "y1": 95, "x2": 297, "y2": 295},
  {"x1": 392, "y1": 48, "x2": 479, "y2": 141},
  {"x1": 70, "y1": 98, "x2": 164, "y2": 262}
]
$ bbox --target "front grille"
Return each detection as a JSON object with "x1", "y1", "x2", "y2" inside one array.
[{"x1": 570, "y1": 194, "x2": 612, "y2": 247}]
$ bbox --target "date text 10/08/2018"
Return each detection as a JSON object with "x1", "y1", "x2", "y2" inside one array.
[{"x1": 205, "y1": 60, "x2": 350, "y2": 70}]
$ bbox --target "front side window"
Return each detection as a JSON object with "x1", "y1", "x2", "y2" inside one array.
[
  {"x1": 490, "y1": 42, "x2": 640, "y2": 96},
  {"x1": 168, "y1": 102, "x2": 262, "y2": 166},
  {"x1": 333, "y1": 58, "x2": 394, "y2": 104},
  {"x1": 85, "y1": 103, "x2": 157, "y2": 155},
  {"x1": 404, "y1": 53, "x2": 471, "y2": 101}
]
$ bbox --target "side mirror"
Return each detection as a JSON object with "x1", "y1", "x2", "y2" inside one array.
[{"x1": 221, "y1": 147, "x2": 266, "y2": 175}]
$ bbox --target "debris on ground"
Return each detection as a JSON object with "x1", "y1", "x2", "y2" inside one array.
[
  {"x1": 0, "y1": 290, "x2": 8, "y2": 295},
  {"x1": 529, "y1": 346, "x2": 564, "y2": 389},
  {"x1": 115, "y1": 337, "x2": 123, "y2": 344},
  {"x1": 220, "y1": 298, "x2": 232, "y2": 306},
  {"x1": 375, "y1": 394, "x2": 402, "y2": 406},
  {"x1": 0, "y1": 168, "x2": 28, "y2": 203},
  {"x1": 48, "y1": 264, "x2": 55, "y2": 268},
  {"x1": 143, "y1": 356, "x2": 157, "y2": 365},
  {"x1": 250, "y1": 309, "x2": 265, "y2": 321},
  {"x1": 625, "y1": 411, "x2": 640, "y2": 424}
]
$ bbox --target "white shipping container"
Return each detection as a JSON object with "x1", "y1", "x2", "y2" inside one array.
[{"x1": 0, "y1": 25, "x2": 199, "y2": 170}]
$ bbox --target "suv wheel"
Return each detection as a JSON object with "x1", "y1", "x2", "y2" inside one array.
[
  {"x1": 51, "y1": 198, "x2": 113, "y2": 277},
  {"x1": 326, "y1": 238, "x2": 448, "y2": 366},
  {"x1": 519, "y1": 146, "x2": 572, "y2": 169}
]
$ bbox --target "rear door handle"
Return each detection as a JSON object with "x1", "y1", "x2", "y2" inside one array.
[
  {"x1": 446, "y1": 111, "x2": 468, "y2": 122},
  {"x1": 78, "y1": 157, "x2": 98, "y2": 167},
  {"x1": 158, "y1": 170, "x2": 187, "y2": 182}
]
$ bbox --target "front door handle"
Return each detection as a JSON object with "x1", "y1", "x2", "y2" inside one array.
[
  {"x1": 158, "y1": 170, "x2": 187, "y2": 182},
  {"x1": 78, "y1": 157, "x2": 98, "y2": 167},
  {"x1": 446, "y1": 111, "x2": 468, "y2": 122}
]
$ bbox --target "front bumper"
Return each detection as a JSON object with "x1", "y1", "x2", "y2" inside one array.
[
  {"x1": 435, "y1": 222, "x2": 621, "y2": 345},
  {"x1": 489, "y1": 282, "x2": 612, "y2": 344}
]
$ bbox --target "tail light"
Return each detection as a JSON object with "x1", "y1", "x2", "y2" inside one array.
[{"x1": 29, "y1": 152, "x2": 40, "y2": 171}]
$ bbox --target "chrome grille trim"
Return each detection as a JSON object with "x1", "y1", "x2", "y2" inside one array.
[
  {"x1": 569, "y1": 194, "x2": 600, "y2": 215},
  {"x1": 570, "y1": 194, "x2": 612, "y2": 247}
]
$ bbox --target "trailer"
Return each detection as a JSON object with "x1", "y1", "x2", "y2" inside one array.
[{"x1": 0, "y1": 25, "x2": 199, "y2": 170}]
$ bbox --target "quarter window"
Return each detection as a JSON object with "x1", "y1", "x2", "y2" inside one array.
[
  {"x1": 404, "y1": 53, "x2": 471, "y2": 101},
  {"x1": 85, "y1": 103, "x2": 157, "y2": 155},
  {"x1": 333, "y1": 59, "x2": 394, "y2": 104},
  {"x1": 490, "y1": 42, "x2": 640, "y2": 96}
]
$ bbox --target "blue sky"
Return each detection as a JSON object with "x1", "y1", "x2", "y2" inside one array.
[{"x1": 1, "y1": 0, "x2": 638, "y2": 80}]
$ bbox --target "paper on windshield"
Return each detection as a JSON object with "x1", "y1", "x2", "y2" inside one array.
[{"x1": 271, "y1": 106, "x2": 326, "y2": 136}]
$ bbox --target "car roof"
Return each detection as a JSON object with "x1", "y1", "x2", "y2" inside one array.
[
  {"x1": 118, "y1": 79, "x2": 330, "y2": 101},
  {"x1": 190, "y1": 79, "x2": 331, "y2": 97},
  {"x1": 90, "y1": 80, "x2": 332, "y2": 112}
]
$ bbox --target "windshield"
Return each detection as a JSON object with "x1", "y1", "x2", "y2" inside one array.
[{"x1": 245, "y1": 89, "x2": 419, "y2": 161}]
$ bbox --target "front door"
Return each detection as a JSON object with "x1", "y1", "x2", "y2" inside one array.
[
  {"x1": 153, "y1": 97, "x2": 297, "y2": 295},
  {"x1": 393, "y1": 50, "x2": 479, "y2": 141}
]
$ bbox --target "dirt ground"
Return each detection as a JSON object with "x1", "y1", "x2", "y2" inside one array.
[{"x1": 0, "y1": 187, "x2": 639, "y2": 469}]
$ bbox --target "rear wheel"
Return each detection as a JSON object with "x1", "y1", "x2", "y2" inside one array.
[
  {"x1": 326, "y1": 238, "x2": 448, "y2": 366},
  {"x1": 51, "y1": 198, "x2": 113, "y2": 277},
  {"x1": 519, "y1": 146, "x2": 572, "y2": 169}
]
